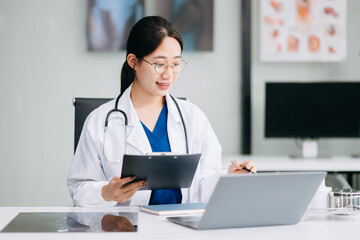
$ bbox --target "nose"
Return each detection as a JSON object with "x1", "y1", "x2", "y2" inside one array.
[{"x1": 161, "y1": 65, "x2": 175, "y2": 79}]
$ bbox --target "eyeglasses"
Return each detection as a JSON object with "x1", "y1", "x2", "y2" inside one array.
[{"x1": 141, "y1": 58, "x2": 187, "y2": 74}]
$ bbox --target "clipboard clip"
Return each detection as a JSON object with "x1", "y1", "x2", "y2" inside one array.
[{"x1": 146, "y1": 152, "x2": 180, "y2": 156}]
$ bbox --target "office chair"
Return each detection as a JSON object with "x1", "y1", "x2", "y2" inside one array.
[
  {"x1": 73, "y1": 98, "x2": 112, "y2": 153},
  {"x1": 73, "y1": 96, "x2": 188, "y2": 153}
]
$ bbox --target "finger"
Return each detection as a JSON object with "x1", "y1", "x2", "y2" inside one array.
[
  {"x1": 234, "y1": 168, "x2": 250, "y2": 174},
  {"x1": 229, "y1": 162, "x2": 243, "y2": 171},
  {"x1": 244, "y1": 160, "x2": 257, "y2": 173},
  {"x1": 122, "y1": 180, "x2": 147, "y2": 194},
  {"x1": 236, "y1": 160, "x2": 254, "y2": 171},
  {"x1": 232, "y1": 166, "x2": 246, "y2": 174},
  {"x1": 244, "y1": 160, "x2": 255, "y2": 169},
  {"x1": 229, "y1": 164, "x2": 241, "y2": 173},
  {"x1": 109, "y1": 176, "x2": 123, "y2": 188},
  {"x1": 234, "y1": 161, "x2": 243, "y2": 168},
  {"x1": 234, "y1": 162, "x2": 249, "y2": 171},
  {"x1": 237, "y1": 160, "x2": 253, "y2": 168},
  {"x1": 121, "y1": 183, "x2": 145, "y2": 200},
  {"x1": 118, "y1": 176, "x2": 136, "y2": 186},
  {"x1": 112, "y1": 182, "x2": 145, "y2": 203}
]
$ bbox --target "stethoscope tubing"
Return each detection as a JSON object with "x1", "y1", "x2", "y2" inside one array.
[
  {"x1": 104, "y1": 93, "x2": 189, "y2": 155},
  {"x1": 169, "y1": 95, "x2": 189, "y2": 154}
]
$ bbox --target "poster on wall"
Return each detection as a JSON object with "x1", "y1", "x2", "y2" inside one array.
[
  {"x1": 260, "y1": 0, "x2": 347, "y2": 62},
  {"x1": 154, "y1": 0, "x2": 214, "y2": 51},
  {"x1": 86, "y1": 0, "x2": 213, "y2": 52},
  {"x1": 86, "y1": 0, "x2": 144, "y2": 51}
]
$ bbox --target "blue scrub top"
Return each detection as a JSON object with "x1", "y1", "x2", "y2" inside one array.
[{"x1": 140, "y1": 101, "x2": 182, "y2": 205}]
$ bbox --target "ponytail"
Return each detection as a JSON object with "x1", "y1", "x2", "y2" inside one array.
[{"x1": 120, "y1": 61, "x2": 135, "y2": 95}]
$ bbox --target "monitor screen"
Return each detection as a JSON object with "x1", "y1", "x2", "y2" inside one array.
[{"x1": 265, "y1": 82, "x2": 360, "y2": 138}]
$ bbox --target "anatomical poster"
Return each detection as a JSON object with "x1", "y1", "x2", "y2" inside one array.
[{"x1": 260, "y1": 0, "x2": 347, "y2": 62}]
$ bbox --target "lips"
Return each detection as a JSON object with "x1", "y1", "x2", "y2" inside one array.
[
  {"x1": 156, "y1": 82, "x2": 169, "y2": 87},
  {"x1": 156, "y1": 82, "x2": 170, "y2": 90}
]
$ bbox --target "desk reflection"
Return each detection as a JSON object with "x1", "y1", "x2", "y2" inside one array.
[
  {"x1": 1, "y1": 212, "x2": 137, "y2": 233},
  {"x1": 67, "y1": 212, "x2": 138, "y2": 232},
  {"x1": 101, "y1": 214, "x2": 136, "y2": 232}
]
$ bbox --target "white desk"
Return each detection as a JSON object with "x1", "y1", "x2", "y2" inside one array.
[
  {"x1": 0, "y1": 207, "x2": 360, "y2": 240},
  {"x1": 223, "y1": 155, "x2": 360, "y2": 172}
]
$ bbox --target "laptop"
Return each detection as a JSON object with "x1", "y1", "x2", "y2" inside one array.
[{"x1": 167, "y1": 172, "x2": 326, "y2": 230}]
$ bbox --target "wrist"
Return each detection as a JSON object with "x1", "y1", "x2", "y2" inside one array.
[{"x1": 101, "y1": 184, "x2": 112, "y2": 202}]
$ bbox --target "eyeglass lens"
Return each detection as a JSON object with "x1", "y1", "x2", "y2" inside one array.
[{"x1": 155, "y1": 60, "x2": 186, "y2": 73}]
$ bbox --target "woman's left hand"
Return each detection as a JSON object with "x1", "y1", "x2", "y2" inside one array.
[{"x1": 227, "y1": 160, "x2": 257, "y2": 174}]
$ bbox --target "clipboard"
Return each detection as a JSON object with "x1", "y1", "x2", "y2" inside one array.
[{"x1": 120, "y1": 153, "x2": 201, "y2": 190}]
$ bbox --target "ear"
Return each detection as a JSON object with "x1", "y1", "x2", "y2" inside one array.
[{"x1": 127, "y1": 54, "x2": 138, "y2": 70}]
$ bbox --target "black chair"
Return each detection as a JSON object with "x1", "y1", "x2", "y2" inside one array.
[
  {"x1": 73, "y1": 98, "x2": 112, "y2": 153},
  {"x1": 73, "y1": 96, "x2": 187, "y2": 153}
]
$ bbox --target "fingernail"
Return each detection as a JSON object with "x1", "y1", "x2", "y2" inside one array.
[
  {"x1": 142, "y1": 181, "x2": 148, "y2": 186},
  {"x1": 130, "y1": 176, "x2": 136, "y2": 180}
]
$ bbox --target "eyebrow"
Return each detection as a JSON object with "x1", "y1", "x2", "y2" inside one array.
[{"x1": 151, "y1": 55, "x2": 182, "y2": 60}]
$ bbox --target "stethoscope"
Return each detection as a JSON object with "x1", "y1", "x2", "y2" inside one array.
[{"x1": 104, "y1": 93, "x2": 189, "y2": 157}]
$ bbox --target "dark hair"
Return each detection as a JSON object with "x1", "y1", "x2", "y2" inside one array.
[{"x1": 120, "y1": 16, "x2": 183, "y2": 94}]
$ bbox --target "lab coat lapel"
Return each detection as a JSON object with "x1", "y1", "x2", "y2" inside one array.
[
  {"x1": 166, "y1": 94, "x2": 187, "y2": 154},
  {"x1": 126, "y1": 122, "x2": 152, "y2": 154},
  {"x1": 117, "y1": 86, "x2": 152, "y2": 154}
]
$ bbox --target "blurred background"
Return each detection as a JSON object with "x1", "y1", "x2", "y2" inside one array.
[{"x1": 0, "y1": 0, "x2": 359, "y2": 206}]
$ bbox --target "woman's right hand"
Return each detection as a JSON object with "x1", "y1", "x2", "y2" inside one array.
[{"x1": 101, "y1": 176, "x2": 147, "y2": 203}]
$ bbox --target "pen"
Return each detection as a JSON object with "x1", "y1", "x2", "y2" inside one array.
[{"x1": 230, "y1": 160, "x2": 253, "y2": 173}]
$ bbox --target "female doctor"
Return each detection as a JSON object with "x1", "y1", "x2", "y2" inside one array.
[{"x1": 67, "y1": 16, "x2": 256, "y2": 207}]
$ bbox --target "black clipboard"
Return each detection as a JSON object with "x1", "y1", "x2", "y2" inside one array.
[{"x1": 120, "y1": 153, "x2": 201, "y2": 190}]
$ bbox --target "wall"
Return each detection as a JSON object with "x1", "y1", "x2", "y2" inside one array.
[
  {"x1": 251, "y1": 0, "x2": 360, "y2": 156},
  {"x1": 1, "y1": 0, "x2": 357, "y2": 206},
  {"x1": 0, "y1": 0, "x2": 241, "y2": 206}
]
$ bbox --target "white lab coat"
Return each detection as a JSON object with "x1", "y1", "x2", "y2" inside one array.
[{"x1": 67, "y1": 85, "x2": 222, "y2": 207}]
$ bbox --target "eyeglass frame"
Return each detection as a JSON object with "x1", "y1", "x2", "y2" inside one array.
[{"x1": 140, "y1": 58, "x2": 187, "y2": 74}]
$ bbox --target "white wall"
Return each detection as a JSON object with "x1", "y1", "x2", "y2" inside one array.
[
  {"x1": 0, "y1": 0, "x2": 241, "y2": 206},
  {"x1": 251, "y1": 0, "x2": 360, "y2": 156},
  {"x1": 1, "y1": 0, "x2": 358, "y2": 207}
]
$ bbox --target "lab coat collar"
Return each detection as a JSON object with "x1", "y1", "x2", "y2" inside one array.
[
  {"x1": 116, "y1": 85, "x2": 182, "y2": 126},
  {"x1": 116, "y1": 85, "x2": 152, "y2": 154},
  {"x1": 116, "y1": 84, "x2": 186, "y2": 154}
]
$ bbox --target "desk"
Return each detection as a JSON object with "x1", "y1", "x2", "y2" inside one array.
[
  {"x1": 0, "y1": 207, "x2": 360, "y2": 240},
  {"x1": 223, "y1": 155, "x2": 360, "y2": 188},
  {"x1": 222, "y1": 156, "x2": 360, "y2": 172}
]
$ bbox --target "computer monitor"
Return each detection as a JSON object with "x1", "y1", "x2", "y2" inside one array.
[{"x1": 265, "y1": 82, "x2": 360, "y2": 157}]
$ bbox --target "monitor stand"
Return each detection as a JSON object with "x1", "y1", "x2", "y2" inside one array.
[
  {"x1": 302, "y1": 139, "x2": 318, "y2": 158},
  {"x1": 290, "y1": 139, "x2": 330, "y2": 159}
]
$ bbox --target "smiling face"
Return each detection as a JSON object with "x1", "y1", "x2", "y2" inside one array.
[{"x1": 130, "y1": 36, "x2": 182, "y2": 98}]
